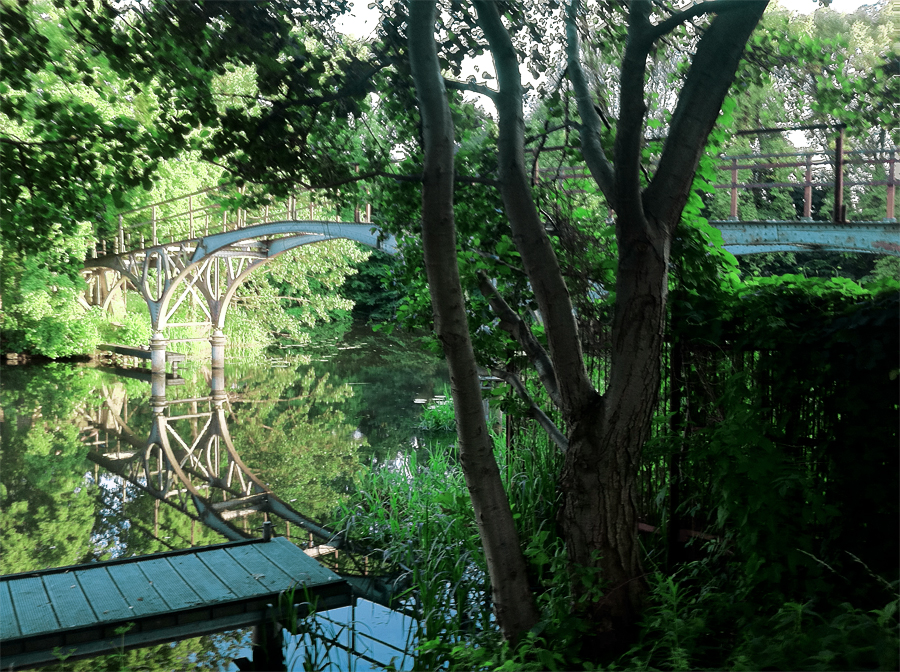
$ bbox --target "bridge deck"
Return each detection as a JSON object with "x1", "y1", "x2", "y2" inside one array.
[
  {"x1": 0, "y1": 537, "x2": 351, "y2": 669},
  {"x1": 98, "y1": 343, "x2": 186, "y2": 364}
]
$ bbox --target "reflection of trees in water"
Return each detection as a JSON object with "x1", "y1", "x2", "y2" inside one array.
[
  {"x1": 0, "y1": 329, "x2": 447, "y2": 571},
  {"x1": 0, "y1": 340, "x2": 444, "y2": 669},
  {"x1": 272, "y1": 324, "x2": 451, "y2": 462},
  {"x1": 35, "y1": 631, "x2": 247, "y2": 672},
  {"x1": 0, "y1": 422, "x2": 97, "y2": 574},
  {"x1": 229, "y1": 366, "x2": 365, "y2": 521},
  {"x1": 0, "y1": 366, "x2": 105, "y2": 574}
]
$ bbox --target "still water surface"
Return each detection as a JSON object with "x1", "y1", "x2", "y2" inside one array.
[{"x1": 0, "y1": 324, "x2": 450, "y2": 670}]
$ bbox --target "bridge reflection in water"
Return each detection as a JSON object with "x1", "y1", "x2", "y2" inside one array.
[{"x1": 77, "y1": 365, "x2": 417, "y2": 671}]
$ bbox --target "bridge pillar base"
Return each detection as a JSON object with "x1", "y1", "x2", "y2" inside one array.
[
  {"x1": 211, "y1": 367, "x2": 227, "y2": 404},
  {"x1": 211, "y1": 329, "x2": 227, "y2": 369},
  {"x1": 150, "y1": 332, "x2": 167, "y2": 374}
]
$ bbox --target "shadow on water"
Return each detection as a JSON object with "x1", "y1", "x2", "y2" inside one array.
[{"x1": 0, "y1": 324, "x2": 449, "y2": 671}]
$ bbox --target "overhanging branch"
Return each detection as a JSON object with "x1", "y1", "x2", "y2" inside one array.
[
  {"x1": 477, "y1": 272, "x2": 562, "y2": 409},
  {"x1": 650, "y1": 0, "x2": 748, "y2": 41},
  {"x1": 444, "y1": 77, "x2": 498, "y2": 100},
  {"x1": 491, "y1": 368, "x2": 568, "y2": 452}
]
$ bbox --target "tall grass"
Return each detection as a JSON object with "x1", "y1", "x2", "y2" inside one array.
[
  {"x1": 337, "y1": 397, "x2": 899, "y2": 671},
  {"x1": 338, "y1": 416, "x2": 568, "y2": 669}
]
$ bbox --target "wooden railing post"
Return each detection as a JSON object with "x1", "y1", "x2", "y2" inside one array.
[
  {"x1": 803, "y1": 153, "x2": 813, "y2": 219},
  {"x1": 237, "y1": 185, "x2": 245, "y2": 228},
  {"x1": 118, "y1": 214, "x2": 124, "y2": 253}
]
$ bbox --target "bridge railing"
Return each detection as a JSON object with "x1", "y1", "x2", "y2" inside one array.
[
  {"x1": 529, "y1": 144, "x2": 897, "y2": 224},
  {"x1": 714, "y1": 146, "x2": 896, "y2": 223},
  {"x1": 97, "y1": 185, "x2": 373, "y2": 256}
]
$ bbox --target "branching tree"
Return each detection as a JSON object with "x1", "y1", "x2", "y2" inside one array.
[{"x1": 402, "y1": 0, "x2": 768, "y2": 648}]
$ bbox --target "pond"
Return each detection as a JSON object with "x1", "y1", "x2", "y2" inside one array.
[{"x1": 0, "y1": 323, "x2": 451, "y2": 671}]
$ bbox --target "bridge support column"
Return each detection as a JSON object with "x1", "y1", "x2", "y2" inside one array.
[
  {"x1": 150, "y1": 372, "x2": 167, "y2": 409},
  {"x1": 211, "y1": 329, "x2": 227, "y2": 369},
  {"x1": 211, "y1": 366, "x2": 227, "y2": 403},
  {"x1": 150, "y1": 332, "x2": 167, "y2": 374}
]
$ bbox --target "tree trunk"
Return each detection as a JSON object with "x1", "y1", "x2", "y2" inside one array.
[
  {"x1": 406, "y1": 0, "x2": 538, "y2": 643},
  {"x1": 474, "y1": 0, "x2": 767, "y2": 652},
  {"x1": 559, "y1": 229, "x2": 669, "y2": 649},
  {"x1": 558, "y1": 0, "x2": 767, "y2": 650}
]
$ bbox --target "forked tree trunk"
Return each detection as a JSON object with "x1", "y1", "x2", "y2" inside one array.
[
  {"x1": 475, "y1": 0, "x2": 767, "y2": 651},
  {"x1": 558, "y1": 0, "x2": 767, "y2": 648},
  {"x1": 559, "y1": 234, "x2": 670, "y2": 646},
  {"x1": 406, "y1": 0, "x2": 539, "y2": 643}
]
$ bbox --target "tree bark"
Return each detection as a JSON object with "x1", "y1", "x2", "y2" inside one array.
[
  {"x1": 472, "y1": 0, "x2": 767, "y2": 652},
  {"x1": 406, "y1": 0, "x2": 539, "y2": 643}
]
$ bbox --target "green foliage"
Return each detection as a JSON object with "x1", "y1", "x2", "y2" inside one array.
[
  {"x1": 41, "y1": 632, "x2": 244, "y2": 671},
  {"x1": 733, "y1": 599, "x2": 899, "y2": 672},
  {"x1": 339, "y1": 249, "x2": 402, "y2": 321},
  {"x1": 415, "y1": 394, "x2": 455, "y2": 432},
  {"x1": 619, "y1": 568, "x2": 899, "y2": 671}
]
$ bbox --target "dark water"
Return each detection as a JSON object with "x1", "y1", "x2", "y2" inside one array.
[{"x1": 0, "y1": 324, "x2": 449, "y2": 670}]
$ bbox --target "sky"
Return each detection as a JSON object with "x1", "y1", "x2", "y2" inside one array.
[{"x1": 335, "y1": 0, "x2": 880, "y2": 40}]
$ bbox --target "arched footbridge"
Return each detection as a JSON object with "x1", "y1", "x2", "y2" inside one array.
[
  {"x1": 711, "y1": 220, "x2": 899, "y2": 256},
  {"x1": 83, "y1": 187, "x2": 397, "y2": 370},
  {"x1": 83, "y1": 155, "x2": 898, "y2": 369}
]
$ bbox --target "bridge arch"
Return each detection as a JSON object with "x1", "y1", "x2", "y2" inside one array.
[{"x1": 83, "y1": 221, "x2": 397, "y2": 365}]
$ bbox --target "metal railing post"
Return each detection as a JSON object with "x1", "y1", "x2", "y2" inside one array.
[
  {"x1": 887, "y1": 148, "x2": 896, "y2": 221},
  {"x1": 151, "y1": 205, "x2": 158, "y2": 245},
  {"x1": 729, "y1": 157, "x2": 738, "y2": 219},
  {"x1": 188, "y1": 195, "x2": 194, "y2": 238},
  {"x1": 833, "y1": 127, "x2": 845, "y2": 223}
]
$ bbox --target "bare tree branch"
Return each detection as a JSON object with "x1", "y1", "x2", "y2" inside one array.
[
  {"x1": 565, "y1": 0, "x2": 617, "y2": 209},
  {"x1": 470, "y1": 249, "x2": 526, "y2": 276},
  {"x1": 491, "y1": 367, "x2": 569, "y2": 452},
  {"x1": 477, "y1": 271, "x2": 562, "y2": 409},
  {"x1": 444, "y1": 77, "x2": 498, "y2": 100},
  {"x1": 650, "y1": 0, "x2": 748, "y2": 41},
  {"x1": 524, "y1": 123, "x2": 572, "y2": 146}
]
